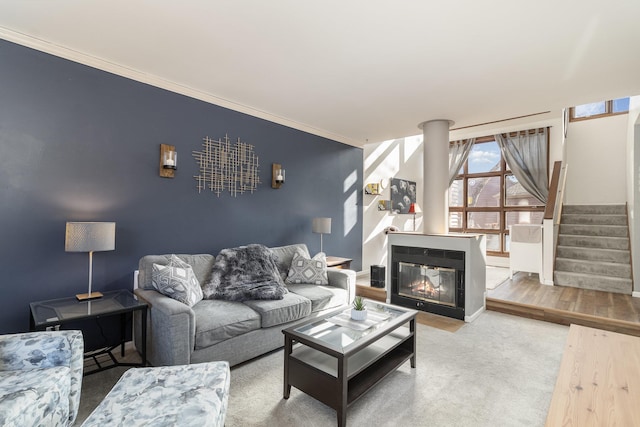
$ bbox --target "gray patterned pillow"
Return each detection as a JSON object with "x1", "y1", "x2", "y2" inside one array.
[
  {"x1": 152, "y1": 255, "x2": 203, "y2": 307},
  {"x1": 285, "y1": 252, "x2": 329, "y2": 285}
]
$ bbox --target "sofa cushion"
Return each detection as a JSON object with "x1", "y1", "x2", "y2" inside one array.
[
  {"x1": 202, "y1": 244, "x2": 287, "y2": 301},
  {"x1": 243, "y1": 292, "x2": 312, "y2": 328},
  {"x1": 285, "y1": 251, "x2": 329, "y2": 285},
  {"x1": 287, "y1": 284, "x2": 348, "y2": 313},
  {"x1": 270, "y1": 244, "x2": 311, "y2": 281},
  {"x1": 151, "y1": 255, "x2": 203, "y2": 307},
  {"x1": 0, "y1": 367, "x2": 70, "y2": 427},
  {"x1": 193, "y1": 300, "x2": 261, "y2": 350},
  {"x1": 139, "y1": 254, "x2": 215, "y2": 291}
]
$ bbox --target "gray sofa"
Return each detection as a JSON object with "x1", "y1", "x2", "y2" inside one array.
[{"x1": 134, "y1": 243, "x2": 355, "y2": 367}]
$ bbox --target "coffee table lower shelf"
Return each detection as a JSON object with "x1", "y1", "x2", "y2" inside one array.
[{"x1": 284, "y1": 324, "x2": 415, "y2": 427}]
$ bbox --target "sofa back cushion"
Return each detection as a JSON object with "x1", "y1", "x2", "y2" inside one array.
[
  {"x1": 138, "y1": 254, "x2": 215, "y2": 290},
  {"x1": 270, "y1": 244, "x2": 310, "y2": 281}
]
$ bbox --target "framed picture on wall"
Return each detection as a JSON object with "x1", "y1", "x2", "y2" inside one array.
[{"x1": 390, "y1": 178, "x2": 416, "y2": 214}]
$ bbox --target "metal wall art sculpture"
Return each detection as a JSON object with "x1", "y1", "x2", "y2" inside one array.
[{"x1": 192, "y1": 134, "x2": 261, "y2": 197}]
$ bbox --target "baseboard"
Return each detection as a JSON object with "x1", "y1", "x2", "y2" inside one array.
[
  {"x1": 633, "y1": 291, "x2": 640, "y2": 298},
  {"x1": 464, "y1": 306, "x2": 485, "y2": 323},
  {"x1": 542, "y1": 279, "x2": 554, "y2": 286}
]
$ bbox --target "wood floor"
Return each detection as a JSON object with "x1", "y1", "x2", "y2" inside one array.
[
  {"x1": 488, "y1": 272, "x2": 640, "y2": 336},
  {"x1": 357, "y1": 271, "x2": 640, "y2": 336}
]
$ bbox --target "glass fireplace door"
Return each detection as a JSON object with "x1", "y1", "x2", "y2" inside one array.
[{"x1": 397, "y1": 262, "x2": 456, "y2": 307}]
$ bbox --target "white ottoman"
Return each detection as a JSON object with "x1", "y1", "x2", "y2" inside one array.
[{"x1": 82, "y1": 361, "x2": 230, "y2": 427}]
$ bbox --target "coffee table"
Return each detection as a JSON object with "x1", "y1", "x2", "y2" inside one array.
[{"x1": 282, "y1": 300, "x2": 417, "y2": 427}]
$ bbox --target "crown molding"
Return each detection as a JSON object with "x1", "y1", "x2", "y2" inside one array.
[{"x1": 0, "y1": 27, "x2": 362, "y2": 148}]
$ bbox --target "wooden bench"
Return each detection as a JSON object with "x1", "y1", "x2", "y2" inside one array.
[{"x1": 546, "y1": 324, "x2": 640, "y2": 426}]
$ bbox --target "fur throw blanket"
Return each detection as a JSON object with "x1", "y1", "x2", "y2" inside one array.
[{"x1": 202, "y1": 244, "x2": 287, "y2": 301}]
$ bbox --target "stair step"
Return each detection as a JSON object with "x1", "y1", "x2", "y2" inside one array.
[
  {"x1": 553, "y1": 271, "x2": 632, "y2": 294},
  {"x1": 562, "y1": 204, "x2": 626, "y2": 215},
  {"x1": 555, "y1": 258, "x2": 631, "y2": 279},
  {"x1": 556, "y1": 246, "x2": 630, "y2": 264},
  {"x1": 558, "y1": 224, "x2": 629, "y2": 237},
  {"x1": 561, "y1": 213, "x2": 627, "y2": 226},
  {"x1": 556, "y1": 235, "x2": 629, "y2": 250}
]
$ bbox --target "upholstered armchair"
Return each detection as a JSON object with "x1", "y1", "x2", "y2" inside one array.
[{"x1": 0, "y1": 330, "x2": 84, "y2": 426}]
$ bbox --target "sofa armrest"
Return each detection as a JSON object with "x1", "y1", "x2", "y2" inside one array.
[
  {"x1": 327, "y1": 268, "x2": 356, "y2": 304},
  {"x1": 0, "y1": 330, "x2": 84, "y2": 425},
  {"x1": 133, "y1": 288, "x2": 196, "y2": 366}
]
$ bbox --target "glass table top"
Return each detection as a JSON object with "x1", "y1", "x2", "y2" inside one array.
[
  {"x1": 30, "y1": 289, "x2": 146, "y2": 327},
  {"x1": 292, "y1": 300, "x2": 412, "y2": 352}
]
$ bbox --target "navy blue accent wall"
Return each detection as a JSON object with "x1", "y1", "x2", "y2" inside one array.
[{"x1": 0, "y1": 40, "x2": 363, "y2": 334}]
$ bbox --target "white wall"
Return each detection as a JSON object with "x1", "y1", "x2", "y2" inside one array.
[
  {"x1": 362, "y1": 135, "x2": 423, "y2": 274},
  {"x1": 627, "y1": 96, "x2": 640, "y2": 295},
  {"x1": 361, "y1": 113, "x2": 563, "y2": 274},
  {"x1": 564, "y1": 114, "x2": 629, "y2": 205}
]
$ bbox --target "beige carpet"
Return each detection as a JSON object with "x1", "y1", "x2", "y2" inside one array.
[
  {"x1": 225, "y1": 311, "x2": 567, "y2": 427},
  {"x1": 76, "y1": 311, "x2": 568, "y2": 426}
]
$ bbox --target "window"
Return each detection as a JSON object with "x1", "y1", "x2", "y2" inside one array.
[
  {"x1": 448, "y1": 133, "x2": 547, "y2": 256},
  {"x1": 569, "y1": 97, "x2": 629, "y2": 121}
]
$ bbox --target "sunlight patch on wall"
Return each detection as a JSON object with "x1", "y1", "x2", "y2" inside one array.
[
  {"x1": 364, "y1": 139, "x2": 395, "y2": 170},
  {"x1": 343, "y1": 189, "x2": 358, "y2": 237},
  {"x1": 343, "y1": 169, "x2": 357, "y2": 193},
  {"x1": 403, "y1": 134, "x2": 422, "y2": 163},
  {"x1": 363, "y1": 214, "x2": 394, "y2": 245},
  {"x1": 369, "y1": 143, "x2": 401, "y2": 179}
]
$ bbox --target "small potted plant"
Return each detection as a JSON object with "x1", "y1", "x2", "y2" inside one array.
[{"x1": 351, "y1": 296, "x2": 367, "y2": 321}]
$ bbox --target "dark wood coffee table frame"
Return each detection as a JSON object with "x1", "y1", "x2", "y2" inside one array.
[{"x1": 283, "y1": 303, "x2": 417, "y2": 427}]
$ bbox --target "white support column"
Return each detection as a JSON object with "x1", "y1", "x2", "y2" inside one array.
[{"x1": 419, "y1": 119, "x2": 454, "y2": 234}]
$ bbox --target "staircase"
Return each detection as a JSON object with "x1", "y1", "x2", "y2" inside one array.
[{"x1": 554, "y1": 205, "x2": 633, "y2": 294}]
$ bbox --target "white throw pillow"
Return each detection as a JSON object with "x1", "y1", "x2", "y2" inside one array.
[
  {"x1": 285, "y1": 251, "x2": 329, "y2": 285},
  {"x1": 152, "y1": 254, "x2": 203, "y2": 307}
]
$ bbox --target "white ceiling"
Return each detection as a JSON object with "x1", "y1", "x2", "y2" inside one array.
[{"x1": 1, "y1": 1, "x2": 639, "y2": 147}]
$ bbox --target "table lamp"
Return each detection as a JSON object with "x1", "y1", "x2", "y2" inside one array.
[
  {"x1": 65, "y1": 222, "x2": 116, "y2": 300},
  {"x1": 312, "y1": 217, "x2": 331, "y2": 253}
]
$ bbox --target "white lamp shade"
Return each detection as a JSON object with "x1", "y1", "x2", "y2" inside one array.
[
  {"x1": 65, "y1": 222, "x2": 116, "y2": 252},
  {"x1": 312, "y1": 217, "x2": 332, "y2": 235}
]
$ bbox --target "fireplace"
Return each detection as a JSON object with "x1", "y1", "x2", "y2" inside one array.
[{"x1": 390, "y1": 245, "x2": 465, "y2": 320}]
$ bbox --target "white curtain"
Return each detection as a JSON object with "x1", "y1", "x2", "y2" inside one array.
[
  {"x1": 448, "y1": 138, "x2": 475, "y2": 185},
  {"x1": 495, "y1": 128, "x2": 548, "y2": 204}
]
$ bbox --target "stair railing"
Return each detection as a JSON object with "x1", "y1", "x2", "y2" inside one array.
[
  {"x1": 544, "y1": 161, "x2": 567, "y2": 224},
  {"x1": 541, "y1": 161, "x2": 567, "y2": 285}
]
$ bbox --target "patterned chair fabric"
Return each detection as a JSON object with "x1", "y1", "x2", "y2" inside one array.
[
  {"x1": 82, "y1": 361, "x2": 231, "y2": 427},
  {"x1": 0, "y1": 330, "x2": 84, "y2": 426}
]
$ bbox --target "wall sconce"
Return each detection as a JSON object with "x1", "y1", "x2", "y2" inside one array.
[
  {"x1": 272, "y1": 163, "x2": 285, "y2": 188},
  {"x1": 160, "y1": 144, "x2": 177, "y2": 178}
]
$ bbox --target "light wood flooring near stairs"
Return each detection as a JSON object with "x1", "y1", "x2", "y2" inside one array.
[{"x1": 487, "y1": 272, "x2": 640, "y2": 337}]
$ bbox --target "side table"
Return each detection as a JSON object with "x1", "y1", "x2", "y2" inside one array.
[
  {"x1": 326, "y1": 256, "x2": 352, "y2": 270},
  {"x1": 29, "y1": 289, "x2": 148, "y2": 375}
]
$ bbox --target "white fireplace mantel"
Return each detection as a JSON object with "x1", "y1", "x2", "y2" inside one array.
[{"x1": 387, "y1": 232, "x2": 487, "y2": 322}]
